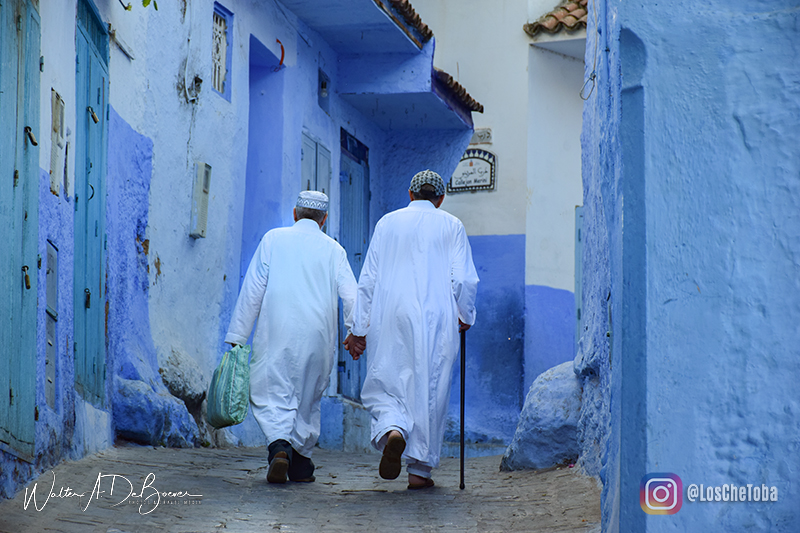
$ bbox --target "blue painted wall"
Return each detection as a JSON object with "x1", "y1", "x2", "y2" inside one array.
[
  {"x1": 445, "y1": 234, "x2": 525, "y2": 449},
  {"x1": 240, "y1": 36, "x2": 285, "y2": 287},
  {"x1": 524, "y1": 285, "x2": 575, "y2": 394},
  {"x1": 105, "y1": 106, "x2": 157, "y2": 387},
  {"x1": 580, "y1": 1, "x2": 800, "y2": 531},
  {"x1": 377, "y1": 128, "x2": 472, "y2": 226},
  {"x1": 106, "y1": 106, "x2": 198, "y2": 447}
]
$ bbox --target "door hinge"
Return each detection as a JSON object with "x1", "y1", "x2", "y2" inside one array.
[
  {"x1": 13, "y1": 169, "x2": 19, "y2": 187},
  {"x1": 40, "y1": 56, "x2": 44, "y2": 72},
  {"x1": 9, "y1": 387, "x2": 14, "y2": 406},
  {"x1": 84, "y1": 288, "x2": 91, "y2": 309}
]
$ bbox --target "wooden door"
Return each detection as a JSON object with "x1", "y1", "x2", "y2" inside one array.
[
  {"x1": 0, "y1": 0, "x2": 40, "y2": 462},
  {"x1": 337, "y1": 131, "x2": 370, "y2": 401},
  {"x1": 73, "y1": 0, "x2": 108, "y2": 406}
]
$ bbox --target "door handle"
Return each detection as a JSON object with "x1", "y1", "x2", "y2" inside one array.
[
  {"x1": 84, "y1": 288, "x2": 91, "y2": 309},
  {"x1": 21, "y1": 266, "x2": 31, "y2": 290},
  {"x1": 88, "y1": 183, "x2": 95, "y2": 201},
  {"x1": 24, "y1": 126, "x2": 38, "y2": 146},
  {"x1": 88, "y1": 106, "x2": 99, "y2": 124}
]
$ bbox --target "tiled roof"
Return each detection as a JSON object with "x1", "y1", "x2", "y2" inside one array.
[
  {"x1": 434, "y1": 68, "x2": 484, "y2": 113},
  {"x1": 388, "y1": 0, "x2": 434, "y2": 43},
  {"x1": 524, "y1": 0, "x2": 588, "y2": 37}
]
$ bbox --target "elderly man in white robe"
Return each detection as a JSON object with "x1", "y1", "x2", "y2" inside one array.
[
  {"x1": 346, "y1": 170, "x2": 479, "y2": 489},
  {"x1": 225, "y1": 191, "x2": 357, "y2": 484}
]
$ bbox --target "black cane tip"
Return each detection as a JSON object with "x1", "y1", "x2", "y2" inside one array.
[{"x1": 460, "y1": 482, "x2": 465, "y2": 490}]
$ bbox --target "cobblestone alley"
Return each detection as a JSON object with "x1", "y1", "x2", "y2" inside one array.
[{"x1": 0, "y1": 446, "x2": 600, "y2": 532}]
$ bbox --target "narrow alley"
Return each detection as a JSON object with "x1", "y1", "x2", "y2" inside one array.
[{"x1": 0, "y1": 446, "x2": 600, "y2": 532}]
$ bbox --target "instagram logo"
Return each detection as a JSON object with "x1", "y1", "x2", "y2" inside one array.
[{"x1": 640, "y1": 473, "x2": 682, "y2": 514}]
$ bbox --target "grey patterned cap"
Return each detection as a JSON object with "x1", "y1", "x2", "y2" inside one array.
[
  {"x1": 408, "y1": 169, "x2": 446, "y2": 196},
  {"x1": 296, "y1": 190, "x2": 329, "y2": 212}
]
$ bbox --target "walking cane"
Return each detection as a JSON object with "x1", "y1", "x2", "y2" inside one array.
[{"x1": 460, "y1": 328, "x2": 466, "y2": 490}]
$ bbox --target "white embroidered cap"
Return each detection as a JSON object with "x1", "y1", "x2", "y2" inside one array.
[
  {"x1": 296, "y1": 190, "x2": 329, "y2": 212},
  {"x1": 408, "y1": 169, "x2": 446, "y2": 196}
]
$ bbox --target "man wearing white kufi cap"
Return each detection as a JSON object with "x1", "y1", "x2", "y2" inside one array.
[
  {"x1": 225, "y1": 190, "x2": 357, "y2": 484},
  {"x1": 346, "y1": 170, "x2": 479, "y2": 489}
]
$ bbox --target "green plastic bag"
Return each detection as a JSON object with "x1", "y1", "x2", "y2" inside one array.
[{"x1": 206, "y1": 344, "x2": 251, "y2": 428}]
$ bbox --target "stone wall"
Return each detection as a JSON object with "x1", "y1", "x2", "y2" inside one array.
[{"x1": 579, "y1": 1, "x2": 800, "y2": 530}]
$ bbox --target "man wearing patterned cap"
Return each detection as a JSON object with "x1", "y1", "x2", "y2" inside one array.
[
  {"x1": 346, "y1": 170, "x2": 479, "y2": 489},
  {"x1": 225, "y1": 191, "x2": 357, "y2": 484}
]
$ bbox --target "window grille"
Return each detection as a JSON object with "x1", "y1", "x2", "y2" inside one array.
[{"x1": 212, "y1": 10, "x2": 227, "y2": 95}]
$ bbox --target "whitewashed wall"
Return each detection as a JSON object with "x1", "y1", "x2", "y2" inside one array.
[
  {"x1": 525, "y1": 46, "x2": 583, "y2": 292},
  {"x1": 410, "y1": 0, "x2": 529, "y2": 237}
]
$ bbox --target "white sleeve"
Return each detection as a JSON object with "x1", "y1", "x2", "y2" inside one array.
[
  {"x1": 451, "y1": 222, "x2": 479, "y2": 326},
  {"x1": 336, "y1": 247, "x2": 358, "y2": 333},
  {"x1": 351, "y1": 221, "x2": 381, "y2": 337},
  {"x1": 224, "y1": 235, "x2": 270, "y2": 345}
]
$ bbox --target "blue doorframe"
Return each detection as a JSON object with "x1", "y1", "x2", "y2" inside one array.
[
  {"x1": 338, "y1": 129, "x2": 370, "y2": 401},
  {"x1": 74, "y1": 0, "x2": 109, "y2": 406},
  {"x1": 240, "y1": 35, "x2": 283, "y2": 288},
  {"x1": 0, "y1": 0, "x2": 40, "y2": 462}
]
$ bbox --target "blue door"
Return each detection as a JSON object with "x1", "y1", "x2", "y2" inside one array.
[
  {"x1": 73, "y1": 0, "x2": 108, "y2": 406},
  {"x1": 0, "y1": 0, "x2": 40, "y2": 461},
  {"x1": 338, "y1": 130, "x2": 370, "y2": 401}
]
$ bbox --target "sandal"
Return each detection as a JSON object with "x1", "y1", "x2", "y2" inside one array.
[
  {"x1": 379, "y1": 432, "x2": 406, "y2": 480},
  {"x1": 407, "y1": 478, "x2": 435, "y2": 490},
  {"x1": 267, "y1": 451, "x2": 289, "y2": 484}
]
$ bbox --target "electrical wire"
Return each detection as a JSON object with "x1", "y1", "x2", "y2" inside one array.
[{"x1": 580, "y1": 0, "x2": 600, "y2": 101}]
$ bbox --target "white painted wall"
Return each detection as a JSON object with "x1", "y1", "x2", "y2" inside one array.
[
  {"x1": 410, "y1": 0, "x2": 529, "y2": 237},
  {"x1": 402, "y1": 0, "x2": 585, "y2": 291},
  {"x1": 39, "y1": 0, "x2": 82, "y2": 197},
  {"x1": 528, "y1": 0, "x2": 563, "y2": 21},
  {"x1": 95, "y1": 1, "x2": 318, "y2": 375},
  {"x1": 525, "y1": 45, "x2": 584, "y2": 291}
]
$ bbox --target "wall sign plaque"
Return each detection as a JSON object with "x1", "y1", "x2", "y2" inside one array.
[
  {"x1": 470, "y1": 128, "x2": 492, "y2": 145},
  {"x1": 447, "y1": 149, "x2": 496, "y2": 193}
]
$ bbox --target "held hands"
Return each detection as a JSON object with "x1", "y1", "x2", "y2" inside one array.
[{"x1": 343, "y1": 333, "x2": 366, "y2": 360}]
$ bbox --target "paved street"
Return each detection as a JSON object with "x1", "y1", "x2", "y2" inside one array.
[{"x1": 0, "y1": 446, "x2": 600, "y2": 532}]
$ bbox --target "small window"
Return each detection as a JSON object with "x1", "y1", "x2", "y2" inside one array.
[
  {"x1": 212, "y1": 3, "x2": 233, "y2": 100},
  {"x1": 318, "y1": 69, "x2": 331, "y2": 114}
]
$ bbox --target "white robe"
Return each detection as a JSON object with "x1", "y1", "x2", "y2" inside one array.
[
  {"x1": 352, "y1": 200, "x2": 479, "y2": 468},
  {"x1": 225, "y1": 218, "x2": 357, "y2": 457}
]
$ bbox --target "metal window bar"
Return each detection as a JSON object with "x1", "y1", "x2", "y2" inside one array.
[{"x1": 212, "y1": 12, "x2": 227, "y2": 94}]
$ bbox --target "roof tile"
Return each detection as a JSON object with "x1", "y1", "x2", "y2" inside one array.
[
  {"x1": 388, "y1": 0, "x2": 434, "y2": 42},
  {"x1": 524, "y1": 0, "x2": 589, "y2": 37},
  {"x1": 433, "y1": 68, "x2": 484, "y2": 113}
]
